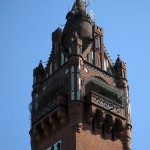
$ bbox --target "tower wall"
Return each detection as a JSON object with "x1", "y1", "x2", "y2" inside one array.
[
  {"x1": 29, "y1": 1, "x2": 131, "y2": 150},
  {"x1": 76, "y1": 123, "x2": 123, "y2": 150},
  {"x1": 31, "y1": 123, "x2": 76, "y2": 150}
]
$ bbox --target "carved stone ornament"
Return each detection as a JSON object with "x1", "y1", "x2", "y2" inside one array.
[
  {"x1": 92, "y1": 91, "x2": 125, "y2": 117},
  {"x1": 32, "y1": 98, "x2": 58, "y2": 124}
]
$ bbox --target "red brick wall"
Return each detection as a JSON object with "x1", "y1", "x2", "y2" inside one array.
[
  {"x1": 76, "y1": 123, "x2": 123, "y2": 150},
  {"x1": 31, "y1": 122, "x2": 123, "y2": 150},
  {"x1": 31, "y1": 123, "x2": 76, "y2": 150}
]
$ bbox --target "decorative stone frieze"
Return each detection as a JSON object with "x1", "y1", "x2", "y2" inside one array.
[{"x1": 87, "y1": 91, "x2": 125, "y2": 118}]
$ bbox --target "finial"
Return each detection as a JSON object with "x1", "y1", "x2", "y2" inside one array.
[
  {"x1": 115, "y1": 54, "x2": 122, "y2": 66},
  {"x1": 37, "y1": 60, "x2": 44, "y2": 70}
]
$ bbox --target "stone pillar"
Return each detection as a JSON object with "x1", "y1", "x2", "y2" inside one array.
[{"x1": 69, "y1": 101, "x2": 84, "y2": 133}]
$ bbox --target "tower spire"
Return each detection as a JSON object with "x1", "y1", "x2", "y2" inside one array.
[
  {"x1": 62, "y1": 0, "x2": 92, "y2": 51},
  {"x1": 72, "y1": 0, "x2": 86, "y2": 12}
]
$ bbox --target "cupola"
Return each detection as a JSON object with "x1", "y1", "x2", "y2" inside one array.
[{"x1": 62, "y1": 0, "x2": 93, "y2": 52}]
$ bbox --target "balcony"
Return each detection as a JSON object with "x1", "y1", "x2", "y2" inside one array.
[
  {"x1": 85, "y1": 91, "x2": 125, "y2": 118},
  {"x1": 32, "y1": 95, "x2": 67, "y2": 125}
]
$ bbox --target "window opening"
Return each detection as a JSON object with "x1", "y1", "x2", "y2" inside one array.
[
  {"x1": 71, "y1": 66, "x2": 75, "y2": 100},
  {"x1": 89, "y1": 50, "x2": 94, "y2": 64},
  {"x1": 50, "y1": 63, "x2": 52, "y2": 75},
  {"x1": 112, "y1": 127, "x2": 115, "y2": 141},
  {"x1": 92, "y1": 118, "x2": 95, "y2": 132},
  {"x1": 57, "y1": 143, "x2": 61, "y2": 150},
  {"x1": 104, "y1": 57, "x2": 108, "y2": 71},
  {"x1": 61, "y1": 52, "x2": 64, "y2": 66},
  {"x1": 77, "y1": 47, "x2": 81, "y2": 54},
  {"x1": 77, "y1": 64, "x2": 81, "y2": 100},
  {"x1": 54, "y1": 62, "x2": 58, "y2": 71},
  {"x1": 51, "y1": 146, "x2": 54, "y2": 150},
  {"x1": 98, "y1": 36, "x2": 100, "y2": 48},
  {"x1": 69, "y1": 47, "x2": 72, "y2": 54},
  {"x1": 102, "y1": 123, "x2": 105, "y2": 137}
]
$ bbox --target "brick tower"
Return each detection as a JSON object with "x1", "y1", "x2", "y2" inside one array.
[{"x1": 29, "y1": 0, "x2": 132, "y2": 150}]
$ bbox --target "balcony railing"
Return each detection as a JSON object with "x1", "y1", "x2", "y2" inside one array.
[
  {"x1": 83, "y1": 60, "x2": 118, "y2": 85},
  {"x1": 32, "y1": 98, "x2": 58, "y2": 124},
  {"x1": 32, "y1": 94, "x2": 67, "y2": 125},
  {"x1": 86, "y1": 91, "x2": 125, "y2": 118}
]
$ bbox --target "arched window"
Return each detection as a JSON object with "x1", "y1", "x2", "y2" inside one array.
[
  {"x1": 102, "y1": 123, "x2": 105, "y2": 137},
  {"x1": 92, "y1": 118, "x2": 95, "y2": 132},
  {"x1": 89, "y1": 50, "x2": 94, "y2": 64},
  {"x1": 77, "y1": 47, "x2": 81, "y2": 54},
  {"x1": 98, "y1": 36, "x2": 100, "y2": 48},
  {"x1": 61, "y1": 52, "x2": 64, "y2": 66},
  {"x1": 57, "y1": 143, "x2": 61, "y2": 150},
  {"x1": 65, "y1": 57, "x2": 68, "y2": 62},
  {"x1": 54, "y1": 62, "x2": 58, "y2": 71},
  {"x1": 71, "y1": 66, "x2": 75, "y2": 100},
  {"x1": 104, "y1": 58, "x2": 108, "y2": 71},
  {"x1": 50, "y1": 63, "x2": 52, "y2": 75},
  {"x1": 51, "y1": 146, "x2": 54, "y2": 150},
  {"x1": 112, "y1": 126, "x2": 115, "y2": 141},
  {"x1": 46, "y1": 141, "x2": 61, "y2": 150},
  {"x1": 69, "y1": 47, "x2": 72, "y2": 54},
  {"x1": 77, "y1": 64, "x2": 81, "y2": 100},
  {"x1": 128, "y1": 103, "x2": 131, "y2": 119}
]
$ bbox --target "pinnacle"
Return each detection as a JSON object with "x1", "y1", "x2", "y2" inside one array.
[{"x1": 37, "y1": 60, "x2": 44, "y2": 71}]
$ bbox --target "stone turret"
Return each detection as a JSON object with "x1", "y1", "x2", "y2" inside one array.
[{"x1": 32, "y1": 60, "x2": 44, "y2": 96}]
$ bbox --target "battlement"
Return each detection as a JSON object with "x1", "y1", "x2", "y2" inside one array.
[{"x1": 93, "y1": 25, "x2": 103, "y2": 36}]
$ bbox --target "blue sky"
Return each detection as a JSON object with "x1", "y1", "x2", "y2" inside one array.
[{"x1": 0, "y1": 0, "x2": 150, "y2": 149}]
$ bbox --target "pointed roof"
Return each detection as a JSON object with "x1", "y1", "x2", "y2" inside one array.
[
  {"x1": 37, "y1": 60, "x2": 44, "y2": 72},
  {"x1": 116, "y1": 55, "x2": 121, "y2": 63},
  {"x1": 115, "y1": 55, "x2": 123, "y2": 68}
]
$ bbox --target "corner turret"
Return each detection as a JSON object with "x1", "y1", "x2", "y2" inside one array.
[
  {"x1": 115, "y1": 55, "x2": 127, "y2": 79},
  {"x1": 32, "y1": 60, "x2": 44, "y2": 96}
]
